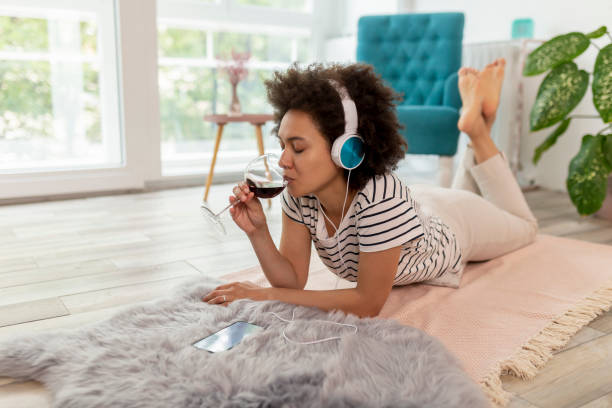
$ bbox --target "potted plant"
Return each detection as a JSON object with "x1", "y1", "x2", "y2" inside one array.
[
  {"x1": 524, "y1": 26, "x2": 612, "y2": 216},
  {"x1": 217, "y1": 49, "x2": 251, "y2": 116}
]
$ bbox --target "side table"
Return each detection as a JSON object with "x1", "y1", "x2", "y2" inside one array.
[{"x1": 202, "y1": 113, "x2": 275, "y2": 205}]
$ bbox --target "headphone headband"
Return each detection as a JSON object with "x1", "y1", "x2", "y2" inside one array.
[
  {"x1": 328, "y1": 79, "x2": 364, "y2": 170},
  {"x1": 328, "y1": 80, "x2": 358, "y2": 136}
]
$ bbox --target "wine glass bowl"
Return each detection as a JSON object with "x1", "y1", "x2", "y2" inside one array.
[{"x1": 200, "y1": 153, "x2": 286, "y2": 236}]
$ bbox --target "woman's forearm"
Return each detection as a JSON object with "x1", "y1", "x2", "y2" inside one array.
[
  {"x1": 247, "y1": 227, "x2": 301, "y2": 289},
  {"x1": 265, "y1": 287, "x2": 377, "y2": 318}
]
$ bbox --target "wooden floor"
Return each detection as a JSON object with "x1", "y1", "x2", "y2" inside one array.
[{"x1": 0, "y1": 184, "x2": 611, "y2": 408}]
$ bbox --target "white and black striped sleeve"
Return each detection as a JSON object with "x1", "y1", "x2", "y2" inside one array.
[
  {"x1": 280, "y1": 189, "x2": 304, "y2": 224},
  {"x1": 356, "y1": 196, "x2": 424, "y2": 252}
]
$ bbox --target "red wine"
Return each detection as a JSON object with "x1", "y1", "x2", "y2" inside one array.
[{"x1": 246, "y1": 178, "x2": 286, "y2": 198}]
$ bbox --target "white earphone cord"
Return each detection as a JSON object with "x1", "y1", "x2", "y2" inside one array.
[
  {"x1": 319, "y1": 170, "x2": 352, "y2": 290},
  {"x1": 269, "y1": 171, "x2": 356, "y2": 345},
  {"x1": 270, "y1": 309, "x2": 358, "y2": 345}
]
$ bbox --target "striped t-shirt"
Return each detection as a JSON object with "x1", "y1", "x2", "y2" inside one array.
[{"x1": 280, "y1": 173, "x2": 464, "y2": 287}]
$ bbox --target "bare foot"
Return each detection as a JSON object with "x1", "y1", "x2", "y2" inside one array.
[
  {"x1": 457, "y1": 67, "x2": 487, "y2": 138},
  {"x1": 479, "y1": 58, "x2": 506, "y2": 127}
]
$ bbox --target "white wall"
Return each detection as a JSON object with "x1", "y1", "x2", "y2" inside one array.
[
  {"x1": 413, "y1": 0, "x2": 612, "y2": 43},
  {"x1": 322, "y1": 0, "x2": 412, "y2": 62}
]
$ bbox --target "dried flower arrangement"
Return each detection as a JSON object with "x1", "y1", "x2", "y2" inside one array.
[{"x1": 217, "y1": 50, "x2": 251, "y2": 116}]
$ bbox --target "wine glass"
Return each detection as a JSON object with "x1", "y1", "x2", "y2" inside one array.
[{"x1": 200, "y1": 153, "x2": 287, "y2": 235}]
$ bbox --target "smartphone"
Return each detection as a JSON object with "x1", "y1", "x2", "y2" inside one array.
[{"x1": 192, "y1": 321, "x2": 264, "y2": 353}]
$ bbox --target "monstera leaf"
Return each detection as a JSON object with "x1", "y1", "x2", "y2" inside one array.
[
  {"x1": 593, "y1": 44, "x2": 612, "y2": 123},
  {"x1": 567, "y1": 134, "x2": 612, "y2": 215},
  {"x1": 533, "y1": 118, "x2": 571, "y2": 164},
  {"x1": 530, "y1": 62, "x2": 588, "y2": 131},
  {"x1": 586, "y1": 26, "x2": 608, "y2": 39},
  {"x1": 523, "y1": 32, "x2": 590, "y2": 76}
]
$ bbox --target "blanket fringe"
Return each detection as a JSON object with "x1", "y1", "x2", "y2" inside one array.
[{"x1": 478, "y1": 280, "x2": 612, "y2": 407}]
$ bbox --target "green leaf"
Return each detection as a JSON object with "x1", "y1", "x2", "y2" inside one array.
[
  {"x1": 603, "y1": 133, "x2": 612, "y2": 168},
  {"x1": 523, "y1": 32, "x2": 590, "y2": 76},
  {"x1": 532, "y1": 118, "x2": 571, "y2": 164},
  {"x1": 586, "y1": 26, "x2": 607, "y2": 39},
  {"x1": 530, "y1": 62, "x2": 589, "y2": 131},
  {"x1": 566, "y1": 134, "x2": 612, "y2": 215},
  {"x1": 593, "y1": 44, "x2": 612, "y2": 123}
]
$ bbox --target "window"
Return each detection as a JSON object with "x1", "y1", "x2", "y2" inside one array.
[
  {"x1": 0, "y1": 1, "x2": 122, "y2": 173},
  {"x1": 157, "y1": 0, "x2": 313, "y2": 176},
  {"x1": 0, "y1": 0, "x2": 320, "y2": 200},
  {"x1": 236, "y1": 0, "x2": 311, "y2": 12}
]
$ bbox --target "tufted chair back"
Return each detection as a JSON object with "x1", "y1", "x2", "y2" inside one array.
[
  {"x1": 356, "y1": 13, "x2": 464, "y2": 168},
  {"x1": 357, "y1": 13, "x2": 464, "y2": 109}
]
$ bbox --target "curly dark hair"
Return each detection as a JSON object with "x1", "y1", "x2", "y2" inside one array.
[{"x1": 264, "y1": 63, "x2": 407, "y2": 191}]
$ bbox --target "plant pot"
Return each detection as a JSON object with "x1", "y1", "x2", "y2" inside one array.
[{"x1": 595, "y1": 176, "x2": 612, "y2": 221}]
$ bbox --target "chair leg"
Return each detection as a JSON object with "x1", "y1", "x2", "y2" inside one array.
[
  {"x1": 438, "y1": 155, "x2": 454, "y2": 188},
  {"x1": 203, "y1": 124, "x2": 225, "y2": 202}
]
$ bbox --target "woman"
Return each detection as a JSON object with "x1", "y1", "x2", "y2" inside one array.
[{"x1": 202, "y1": 59, "x2": 538, "y2": 317}]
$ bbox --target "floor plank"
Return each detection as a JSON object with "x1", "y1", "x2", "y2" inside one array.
[
  {"x1": 579, "y1": 392, "x2": 612, "y2": 408},
  {"x1": 0, "y1": 381, "x2": 51, "y2": 408},
  {"x1": 0, "y1": 261, "x2": 200, "y2": 307},
  {"x1": 60, "y1": 276, "x2": 208, "y2": 314},
  {"x1": 501, "y1": 333, "x2": 612, "y2": 399},
  {"x1": 589, "y1": 310, "x2": 612, "y2": 334},
  {"x1": 0, "y1": 305, "x2": 137, "y2": 342},
  {"x1": 0, "y1": 298, "x2": 68, "y2": 328},
  {"x1": 0, "y1": 260, "x2": 118, "y2": 289}
]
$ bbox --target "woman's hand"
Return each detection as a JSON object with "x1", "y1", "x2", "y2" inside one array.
[
  {"x1": 229, "y1": 182, "x2": 267, "y2": 235},
  {"x1": 202, "y1": 281, "x2": 268, "y2": 306}
]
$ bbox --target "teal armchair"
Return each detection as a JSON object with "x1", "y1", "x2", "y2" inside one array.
[{"x1": 357, "y1": 13, "x2": 465, "y2": 185}]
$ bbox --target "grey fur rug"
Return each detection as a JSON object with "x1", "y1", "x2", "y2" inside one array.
[{"x1": 0, "y1": 277, "x2": 490, "y2": 407}]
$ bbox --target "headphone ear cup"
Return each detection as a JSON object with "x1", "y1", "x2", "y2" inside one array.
[{"x1": 332, "y1": 134, "x2": 365, "y2": 170}]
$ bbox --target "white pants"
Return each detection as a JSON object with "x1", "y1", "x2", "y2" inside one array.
[{"x1": 410, "y1": 146, "x2": 538, "y2": 264}]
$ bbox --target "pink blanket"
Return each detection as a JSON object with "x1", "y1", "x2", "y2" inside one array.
[{"x1": 221, "y1": 234, "x2": 612, "y2": 406}]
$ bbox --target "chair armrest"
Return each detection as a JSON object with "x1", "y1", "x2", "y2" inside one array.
[{"x1": 443, "y1": 72, "x2": 461, "y2": 111}]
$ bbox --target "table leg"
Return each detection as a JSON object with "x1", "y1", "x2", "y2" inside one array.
[
  {"x1": 255, "y1": 124, "x2": 265, "y2": 157},
  {"x1": 203, "y1": 123, "x2": 225, "y2": 202},
  {"x1": 254, "y1": 124, "x2": 271, "y2": 209}
]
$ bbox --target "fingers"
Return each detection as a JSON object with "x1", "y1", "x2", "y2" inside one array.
[
  {"x1": 230, "y1": 183, "x2": 257, "y2": 215},
  {"x1": 201, "y1": 289, "x2": 231, "y2": 305},
  {"x1": 213, "y1": 282, "x2": 236, "y2": 290},
  {"x1": 210, "y1": 295, "x2": 229, "y2": 306},
  {"x1": 232, "y1": 182, "x2": 252, "y2": 202}
]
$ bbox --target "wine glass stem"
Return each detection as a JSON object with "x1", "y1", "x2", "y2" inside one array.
[{"x1": 215, "y1": 200, "x2": 239, "y2": 217}]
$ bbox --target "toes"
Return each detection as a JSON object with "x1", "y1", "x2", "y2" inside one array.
[{"x1": 460, "y1": 67, "x2": 480, "y2": 77}]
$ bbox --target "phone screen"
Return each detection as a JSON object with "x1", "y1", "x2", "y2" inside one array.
[{"x1": 192, "y1": 321, "x2": 264, "y2": 353}]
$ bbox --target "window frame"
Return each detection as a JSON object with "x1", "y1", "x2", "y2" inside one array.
[{"x1": 0, "y1": 0, "x2": 159, "y2": 200}]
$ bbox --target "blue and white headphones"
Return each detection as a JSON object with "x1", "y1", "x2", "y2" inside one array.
[
  {"x1": 328, "y1": 80, "x2": 365, "y2": 170},
  {"x1": 320, "y1": 80, "x2": 365, "y2": 292}
]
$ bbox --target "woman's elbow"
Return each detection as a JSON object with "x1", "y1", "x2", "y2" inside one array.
[
  {"x1": 354, "y1": 302, "x2": 384, "y2": 318},
  {"x1": 361, "y1": 309, "x2": 381, "y2": 318}
]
